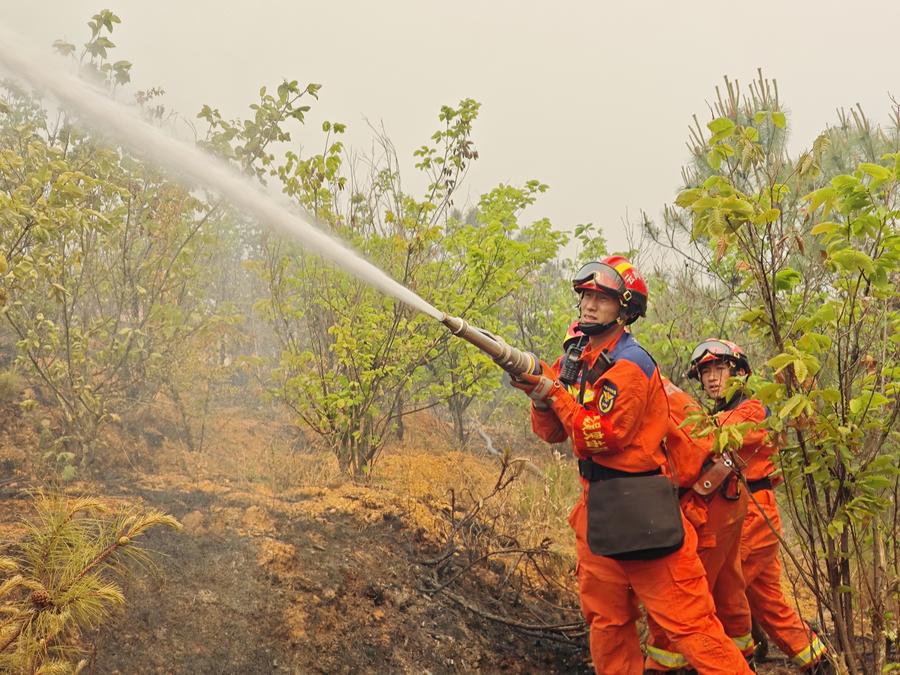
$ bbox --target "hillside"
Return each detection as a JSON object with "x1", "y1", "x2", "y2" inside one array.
[{"x1": 1, "y1": 401, "x2": 809, "y2": 673}]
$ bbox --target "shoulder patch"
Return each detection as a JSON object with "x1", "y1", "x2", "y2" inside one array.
[
  {"x1": 610, "y1": 334, "x2": 657, "y2": 379},
  {"x1": 598, "y1": 382, "x2": 618, "y2": 413}
]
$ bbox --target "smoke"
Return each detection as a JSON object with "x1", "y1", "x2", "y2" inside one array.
[{"x1": 0, "y1": 25, "x2": 443, "y2": 321}]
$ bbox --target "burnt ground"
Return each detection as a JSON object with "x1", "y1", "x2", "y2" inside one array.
[
  {"x1": 87, "y1": 481, "x2": 589, "y2": 674},
  {"x1": 0, "y1": 405, "x2": 803, "y2": 674}
]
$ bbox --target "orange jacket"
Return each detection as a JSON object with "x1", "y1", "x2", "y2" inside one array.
[
  {"x1": 530, "y1": 330, "x2": 668, "y2": 474},
  {"x1": 716, "y1": 396, "x2": 777, "y2": 481}
]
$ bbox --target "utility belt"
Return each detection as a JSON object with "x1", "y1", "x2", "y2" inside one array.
[
  {"x1": 747, "y1": 476, "x2": 773, "y2": 493},
  {"x1": 578, "y1": 460, "x2": 662, "y2": 482}
]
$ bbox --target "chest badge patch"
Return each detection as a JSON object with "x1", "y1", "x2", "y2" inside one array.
[{"x1": 598, "y1": 383, "x2": 618, "y2": 413}]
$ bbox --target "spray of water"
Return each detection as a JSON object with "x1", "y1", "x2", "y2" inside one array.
[{"x1": 0, "y1": 27, "x2": 443, "y2": 321}]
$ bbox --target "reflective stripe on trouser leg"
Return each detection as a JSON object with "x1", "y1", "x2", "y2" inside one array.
[
  {"x1": 791, "y1": 635, "x2": 827, "y2": 667},
  {"x1": 644, "y1": 644, "x2": 689, "y2": 669},
  {"x1": 645, "y1": 632, "x2": 753, "y2": 670},
  {"x1": 732, "y1": 632, "x2": 755, "y2": 654}
]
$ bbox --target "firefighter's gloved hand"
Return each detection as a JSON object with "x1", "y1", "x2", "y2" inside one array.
[{"x1": 509, "y1": 361, "x2": 559, "y2": 410}]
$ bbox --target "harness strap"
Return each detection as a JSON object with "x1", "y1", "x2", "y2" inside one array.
[
  {"x1": 747, "y1": 476, "x2": 774, "y2": 493},
  {"x1": 577, "y1": 349, "x2": 613, "y2": 404}
]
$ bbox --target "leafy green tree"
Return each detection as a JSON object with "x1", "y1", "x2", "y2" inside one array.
[
  {"x1": 665, "y1": 73, "x2": 899, "y2": 673},
  {"x1": 0, "y1": 13, "x2": 235, "y2": 471},
  {"x1": 418, "y1": 182, "x2": 566, "y2": 443},
  {"x1": 194, "y1": 78, "x2": 570, "y2": 468},
  {"x1": 239, "y1": 98, "x2": 564, "y2": 471}
]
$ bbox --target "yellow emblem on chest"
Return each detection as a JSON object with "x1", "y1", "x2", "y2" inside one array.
[{"x1": 598, "y1": 383, "x2": 618, "y2": 413}]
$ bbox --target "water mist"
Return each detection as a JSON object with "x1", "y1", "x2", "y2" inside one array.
[
  {"x1": 0, "y1": 26, "x2": 442, "y2": 321},
  {"x1": 0, "y1": 27, "x2": 552, "y2": 376}
]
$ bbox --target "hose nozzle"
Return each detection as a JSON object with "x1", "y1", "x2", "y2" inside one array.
[{"x1": 441, "y1": 314, "x2": 541, "y2": 377}]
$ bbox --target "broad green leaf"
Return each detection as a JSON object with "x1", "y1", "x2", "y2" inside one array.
[
  {"x1": 675, "y1": 189, "x2": 702, "y2": 208},
  {"x1": 817, "y1": 388, "x2": 841, "y2": 404},
  {"x1": 858, "y1": 162, "x2": 892, "y2": 184},
  {"x1": 767, "y1": 353, "x2": 794, "y2": 371},
  {"x1": 849, "y1": 391, "x2": 891, "y2": 414},
  {"x1": 707, "y1": 117, "x2": 736, "y2": 136},
  {"x1": 810, "y1": 221, "x2": 841, "y2": 237},
  {"x1": 739, "y1": 308, "x2": 767, "y2": 325},
  {"x1": 774, "y1": 268, "x2": 802, "y2": 291},
  {"x1": 778, "y1": 393, "x2": 808, "y2": 419},
  {"x1": 830, "y1": 249, "x2": 875, "y2": 275}
]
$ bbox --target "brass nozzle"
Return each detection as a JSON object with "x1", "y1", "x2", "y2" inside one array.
[{"x1": 441, "y1": 314, "x2": 539, "y2": 377}]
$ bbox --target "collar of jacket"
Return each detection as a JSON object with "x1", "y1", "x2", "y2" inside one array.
[
  {"x1": 714, "y1": 391, "x2": 748, "y2": 414},
  {"x1": 581, "y1": 327, "x2": 630, "y2": 370},
  {"x1": 582, "y1": 327, "x2": 625, "y2": 369}
]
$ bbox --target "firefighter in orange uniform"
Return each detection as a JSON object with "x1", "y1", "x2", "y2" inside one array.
[
  {"x1": 643, "y1": 377, "x2": 755, "y2": 671},
  {"x1": 688, "y1": 339, "x2": 832, "y2": 673},
  {"x1": 510, "y1": 258, "x2": 750, "y2": 675}
]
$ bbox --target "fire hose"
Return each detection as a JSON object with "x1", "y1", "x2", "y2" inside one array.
[{"x1": 440, "y1": 314, "x2": 541, "y2": 378}]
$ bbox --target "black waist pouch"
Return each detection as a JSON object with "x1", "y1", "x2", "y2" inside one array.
[{"x1": 584, "y1": 466, "x2": 685, "y2": 560}]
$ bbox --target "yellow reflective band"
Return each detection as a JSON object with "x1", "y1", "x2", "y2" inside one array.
[
  {"x1": 732, "y1": 632, "x2": 755, "y2": 652},
  {"x1": 645, "y1": 644, "x2": 689, "y2": 669},
  {"x1": 791, "y1": 635, "x2": 827, "y2": 666}
]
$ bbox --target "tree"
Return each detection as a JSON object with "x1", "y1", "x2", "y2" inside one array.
[
  {"x1": 0, "y1": 13, "x2": 237, "y2": 471},
  {"x1": 661, "y1": 72, "x2": 899, "y2": 673},
  {"x1": 420, "y1": 182, "x2": 566, "y2": 443},
  {"x1": 234, "y1": 98, "x2": 565, "y2": 471},
  {"x1": 0, "y1": 492, "x2": 179, "y2": 672}
]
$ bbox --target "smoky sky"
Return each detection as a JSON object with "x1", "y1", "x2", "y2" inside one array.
[{"x1": 2, "y1": 1, "x2": 898, "y2": 255}]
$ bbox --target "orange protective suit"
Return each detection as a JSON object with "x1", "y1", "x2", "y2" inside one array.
[
  {"x1": 720, "y1": 396, "x2": 828, "y2": 670},
  {"x1": 643, "y1": 380, "x2": 753, "y2": 671},
  {"x1": 531, "y1": 330, "x2": 751, "y2": 675}
]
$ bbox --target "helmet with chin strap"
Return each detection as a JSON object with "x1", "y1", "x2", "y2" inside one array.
[
  {"x1": 687, "y1": 338, "x2": 751, "y2": 380},
  {"x1": 572, "y1": 255, "x2": 648, "y2": 334}
]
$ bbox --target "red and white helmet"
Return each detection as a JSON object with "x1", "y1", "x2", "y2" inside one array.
[
  {"x1": 687, "y1": 338, "x2": 751, "y2": 380},
  {"x1": 572, "y1": 255, "x2": 648, "y2": 324}
]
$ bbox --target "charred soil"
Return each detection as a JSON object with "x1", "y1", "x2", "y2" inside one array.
[{"x1": 0, "y1": 406, "x2": 803, "y2": 674}]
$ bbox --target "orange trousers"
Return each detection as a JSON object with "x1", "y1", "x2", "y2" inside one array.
[
  {"x1": 742, "y1": 488, "x2": 827, "y2": 669},
  {"x1": 570, "y1": 499, "x2": 752, "y2": 675},
  {"x1": 644, "y1": 487, "x2": 752, "y2": 670}
]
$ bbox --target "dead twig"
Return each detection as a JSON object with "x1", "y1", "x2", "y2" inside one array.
[
  {"x1": 475, "y1": 426, "x2": 546, "y2": 479},
  {"x1": 435, "y1": 586, "x2": 585, "y2": 637}
]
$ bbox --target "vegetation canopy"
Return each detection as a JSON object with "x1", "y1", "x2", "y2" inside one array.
[{"x1": 0, "y1": 10, "x2": 896, "y2": 674}]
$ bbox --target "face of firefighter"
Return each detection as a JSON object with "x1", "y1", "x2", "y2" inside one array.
[
  {"x1": 699, "y1": 360, "x2": 732, "y2": 399},
  {"x1": 579, "y1": 289, "x2": 620, "y2": 327}
]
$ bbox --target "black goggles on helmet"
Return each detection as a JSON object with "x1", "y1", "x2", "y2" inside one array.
[
  {"x1": 690, "y1": 339, "x2": 737, "y2": 364},
  {"x1": 572, "y1": 262, "x2": 626, "y2": 296}
]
